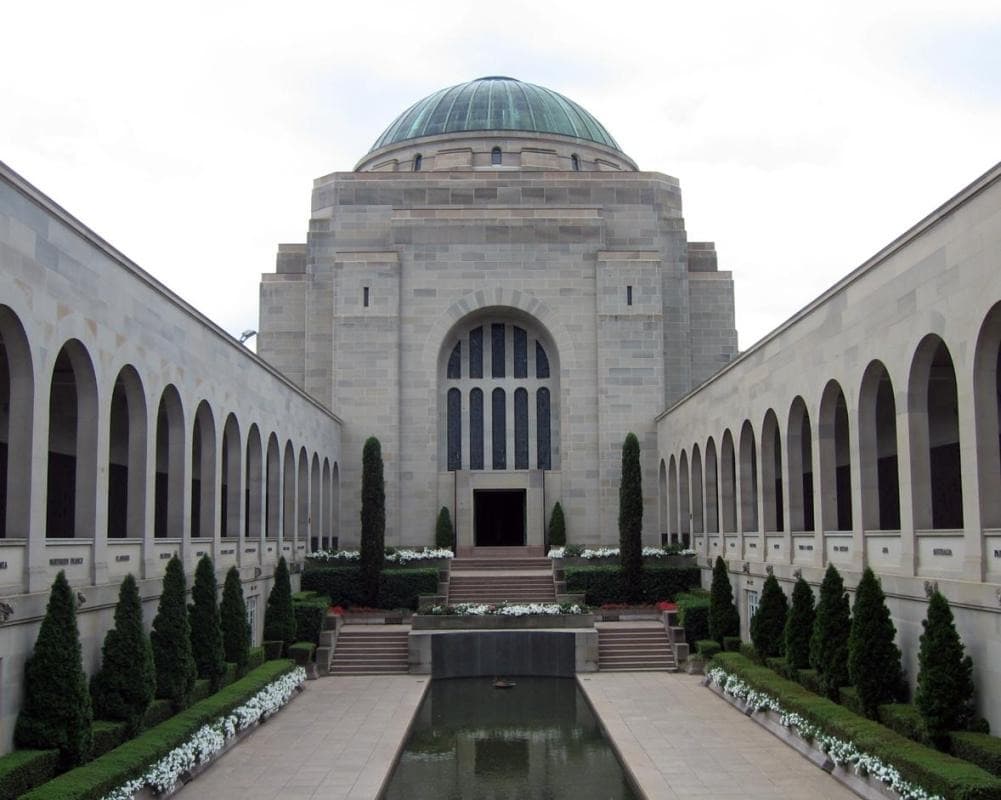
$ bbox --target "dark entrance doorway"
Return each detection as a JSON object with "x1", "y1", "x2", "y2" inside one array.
[{"x1": 474, "y1": 489, "x2": 526, "y2": 546}]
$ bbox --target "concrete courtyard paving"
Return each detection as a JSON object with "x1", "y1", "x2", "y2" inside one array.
[
  {"x1": 179, "y1": 670, "x2": 858, "y2": 800},
  {"x1": 577, "y1": 671, "x2": 859, "y2": 800}
]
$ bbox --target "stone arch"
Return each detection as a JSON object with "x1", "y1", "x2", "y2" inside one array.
[
  {"x1": 819, "y1": 380, "x2": 853, "y2": 532},
  {"x1": 679, "y1": 449, "x2": 691, "y2": 543},
  {"x1": 221, "y1": 414, "x2": 242, "y2": 537},
  {"x1": 909, "y1": 335, "x2": 963, "y2": 529},
  {"x1": 0, "y1": 306, "x2": 34, "y2": 539},
  {"x1": 691, "y1": 444, "x2": 704, "y2": 535},
  {"x1": 154, "y1": 385, "x2": 185, "y2": 539},
  {"x1": 332, "y1": 461, "x2": 340, "y2": 546},
  {"x1": 310, "y1": 454, "x2": 321, "y2": 549},
  {"x1": 297, "y1": 447, "x2": 309, "y2": 548},
  {"x1": 973, "y1": 302, "x2": 1001, "y2": 528},
  {"x1": 191, "y1": 400, "x2": 216, "y2": 539},
  {"x1": 668, "y1": 455, "x2": 679, "y2": 540},
  {"x1": 739, "y1": 420, "x2": 759, "y2": 532},
  {"x1": 107, "y1": 365, "x2": 147, "y2": 539},
  {"x1": 266, "y1": 433, "x2": 281, "y2": 538},
  {"x1": 787, "y1": 396, "x2": 815, "y2": 532},
  {"x1": 859, "y1": 361, "x2": 900, "y2": 531},
  {"x1": 322, "y1": 458, "x2": 332, "y2": 543},
  {"x1": 46, "y1": 340, "x2": 98, "y2": 539},
  {"x1": 282, "y1": 441, "x2": 296, "y2": 542},
  {"x1": 761, "y1": 410, "x2": 783, "y2": 532},
  {"x1": 705, "y1": 437, "x2": 719, "y2": 533},
  {"x1": 245, "y1": 424, "x2": 264, "y2": 539},
  {"x1": 720, "y1": 430, "x2": 737, "y2": 533},
  {"x1": 658, "y1": 458, "x2": 668, "y2": 538}
]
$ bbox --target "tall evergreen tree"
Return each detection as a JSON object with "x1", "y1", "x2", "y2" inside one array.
[
  {"x1": 220, "y1": 566, "x2": 250, "y2": 673},
  {"x1": 848, "y1": 568, "x2": 903, "y2": 718},
  {"x1": 784, "y1": 576, "x2": 816, "y2": 671},
  {"x1": 751, "y1": 573, "x2": 788, "y2": 659},
  {"x1": 360, "y1": 436, "x2": 386, "y2": 604},
  {"x1": 618, "y1": 432, "x2": 643, "y2": 600},
  {"x1": 709, "y1": 556, "x2": 740, "y2": 644},
  {"x1": 263, "y1": 556, "x2": 296, "y2": 652},
  {"x1": 548, "y1": 502, "x2": 566, "y2": 548},
  {"x1": 90, "y1": 573, "x2": 155, "y2": 736},
  {"x1": 151, "y1": 555, "x2": 196, "y2": 711},
  {"x1": 915, "y1": 591, "x2": 976, "y2": 747},
  {"x1": 14, "y1": 571, "x2": 93, "y2": 766},
  {"x1": 435, "y1": 506, "x2": 454, "y2": 550},
  {"x1": 189, "y1": 555, "x2": 226, "y2": 690},
  {"x1": 809, "y1": 564, "x2": 851, "y2": 700}
]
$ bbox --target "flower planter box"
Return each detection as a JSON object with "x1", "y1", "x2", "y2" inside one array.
[
  {"x1": 552, "y1": 555, "x2": 695, "y2": 568},
  {"x1": 412, "y1": 613, "x2": 595, "y2": 630},
  {"x1": 342, "y1": 611, "x2": 409, "y2": 625},
  {"x1": 595, "y1": 607, "x2": 663, "y2": 622}
]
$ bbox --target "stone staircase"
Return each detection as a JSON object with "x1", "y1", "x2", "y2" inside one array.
[
  {"x1": 597, "y1": 623, "x2": 677, "y2": 672},
  {"x1": 447, "y1": 556, "x2": 556, "y2": 604},
  {"x1": 328, "y1": 625, "x2": 410, "y2": 675}
]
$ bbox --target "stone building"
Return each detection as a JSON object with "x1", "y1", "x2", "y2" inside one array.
[{"x1": 258, "y1": 75, "x2": 738, "y2": 551}]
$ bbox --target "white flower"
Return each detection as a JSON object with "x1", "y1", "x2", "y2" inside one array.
[
  {"x1": 307, "y1": 548, "x2": 454, "y2": 564},
  {"x1": 427, "y1": 602, "x2": 586, "y2": 616}
]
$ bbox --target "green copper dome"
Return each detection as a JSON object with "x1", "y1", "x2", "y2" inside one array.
[{"x1": 370, "y1": 76, "x2": 621, "y2": 152}]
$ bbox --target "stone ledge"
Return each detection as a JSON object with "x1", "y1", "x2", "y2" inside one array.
[{"x1": 412, "y1": 613, "x2": 595, "y2": 630}]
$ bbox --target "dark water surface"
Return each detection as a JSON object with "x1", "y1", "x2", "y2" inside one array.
[{"x1": 381, "y1": 677, "x2": 639, "y2": 800}]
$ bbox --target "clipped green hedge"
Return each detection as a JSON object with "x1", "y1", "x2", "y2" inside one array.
[
  {"x1": 140, "y1": 700, "x2": 172, "y2": 730},
  {"x1": 564, "y1": 565, "x2": 700, "y2": 606},
  {"x1": 878, "y1": 703, "x2": 929, "y2": 745},
  {"x1": 738, "y1": 642, "x2": 759, "y2": 663},
  {"x1": 22, "y1": 661, "x2": 296, "y2": 800},
  {"x1": 301, "y1": 566, "x2": 438, "y2": 610},
  {"x1": 293, "y1": 594, "x2": 331, "y2": 645},
  {"x1": 723, "y1": 636, "x2": 742, "y2": 652},
  {"x1": 696, "y1": 639, "x2": 721, "y2": 658},
  {"x1": 247, "y1": 646, "x2": 265, "y2": 671},
  {"x1": 0, "y1": 749, "x2": 60, "y2": 800},
  {"x1": 952, "y1": 733, "x2": 1001, "y2": 779},
  {"x1": 711, "y1": 652, "x2": 1001, "y2": 800},
  {"x1": 89, "y1": 722, "x2": 127, "y2": 760},
  {"x1": 676, "y1": 592, "x2": 710, "y2": 646},
  {"x1": 839, "y1": 686, "x2": 862, "y2": 716},
  {"x1": 797, "y1": 668, "x2": 821, "y2": 695}
]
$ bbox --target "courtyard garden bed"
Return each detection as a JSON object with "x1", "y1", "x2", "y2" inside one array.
[
  {"x1": 563, "y1": 564, "x2": 700, "y2": 605},
  {"x1": 301, "y1": 565, "x2": 440, "y2": 609},
  {"x1": 413, "y1": 602, "x2": 593, "y2": 629}
]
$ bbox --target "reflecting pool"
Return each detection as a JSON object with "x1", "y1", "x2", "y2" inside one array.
[{"x1": 381, "y1": 677, "x2": 639, "y2": 800}]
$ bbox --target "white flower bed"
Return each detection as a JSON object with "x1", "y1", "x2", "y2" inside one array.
[
  {"x1": 706, "y1": 666, "x2": 943, "y2": 800},
  {"x1": 308, "y1": 547, "x2": 454, "y2": 565},
  {"x1": 547, "y1": 546, "x2": 695, "y2": 559},
  {"x1": 426, "y1": 602, "x2": 587, "y2": 616},
  {"x1": 99, "y1": 667, "x2": 306, "y2": 800}
]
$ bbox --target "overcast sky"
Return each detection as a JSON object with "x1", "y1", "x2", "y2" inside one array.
[{"x1": 2, "y1": 0, "x2": 999, "y2": 350}]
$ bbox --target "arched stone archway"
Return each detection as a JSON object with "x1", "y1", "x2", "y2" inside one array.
[
  {"x1": 819, "y1": 381, "x2": 852, "y2": 532},
  {"x1": 108, "y1": 366, "x2": 147, "y2": 539},
  {"x1": 0, "y1": 307, "x2": 33, "y2": 539},
  {"x1": 705, "y1": 437, "x2": 719, "y2": 534},
  {"x1": 191, "y1": 401, "x2": 216, "y2": 539},
  {"x1": 973, "y1": 302, "x2": 1001, "y2": 529},
  {"x1": 739, "y1": 420, "x2": 758, "y2": 533},
  {"x1": 154, "y1": 385, "x2": 185, "y2": 539},
  {"x1": 787, "y1": 397, "x2": 814, "y2": 532},
  {"x1": 859, "y1": 361, "x2": 900, "y2": 531},
  {"x1": 761, "y1": 410, "x2": 783, "y2": 533}
]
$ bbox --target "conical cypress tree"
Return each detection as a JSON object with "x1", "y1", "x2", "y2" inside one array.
[
  {"x1": 848, "y1": 568, "x2": 903, "y2": 718},
  {"x1": 14, "y1": 571, "x2": 93, "y2": 766},
  {"x1": 151, "y1": 555, "x2": 196, "y2": 711},
  {"x1": 809, "y1": 564, "x2": 851, "y2": 700},
  {"x1": 360, "y1": 436, "x2": 385, "y2": 605},
  {"x1": 915, "y1": 591, "x2": 976, "y2": 747},
  {"x1": 263, "y1": 556, "x2": 296, "y2": 652},
  {"x1": 220, "y1": 566, "x2": 249, "y2": 673},
  {"x1": 90, "y1": 573, "x2": 155, "y2": 736},
  {"x1": 548, "y1": 502, "x2": 566, "y2": 548},
  {"x1": 618, "y1": 433, "x2": 643, "y2": 601},
  {"x1": 435, "y1": 506, "x2": 454, "y2": 550},
  {"x1": 189, "y1": 555, "x2": 226, "y2": 690},
  {"x1": 784, "y1": 576, "x2": 816, "y2": 671},
  {"x1": 709, "y1": 556, "x2": 740, "y2": 644},
  {"x1": 751, "y1": 573, "x2": 788, "y2": 659}
]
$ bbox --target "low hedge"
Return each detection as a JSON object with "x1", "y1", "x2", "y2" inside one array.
[
  {"x1": 723, "y1": 636, "x2": 742, "y2": 652},
  {"x1": 879, "y1": 703, "x2": 930, "y2": 745},
  {"x1": 564, "y1": 565, "x2": 700, "y2": 606},
  {"x1": 797, "y1": 668, "x2": 821, "y2": 695},
  {"x1": 89, "y1": 722, "x2": 128, "y2": 760},
  {"x1": 22, "y1": 660, "x2": 296, "y2": 800},
  {"x1": 839, "y1": 686, "x2": 862, "y2": 716},
  {"x1": 696, "y1": 639, "x2": 721, "y2": 658},
  {"x1": 301, "y1": 566, "x2": 438, "y2": 610},
  {"x1": 293, "y1": 594, "x2": 331, "y2": 645},
  {"x1": 247, "y1": 646, "x2": 265, "y2": 671},
  {"x1": 676, "y1": 592, "x2": 710, "y2": 646},
  {"x1": 710, "y1": 652, "x2": 1001, "y2": 800},
  {"x1": 738, "y1": 642, "x2": 759, "y2": 663},
  {"x1": 952, "y1": 733, "x2": 1001, "y2": 779},
  {"x1": 141, "y1": 699, "x2": 173, "y2": 730},
  {"x1": 0, "y1": 749, "x2": 59, "y2": 800}
]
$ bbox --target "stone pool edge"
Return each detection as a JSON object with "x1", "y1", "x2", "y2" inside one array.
[{"x1": 371, "y1": 676, "x2": 433, "y2": 800}]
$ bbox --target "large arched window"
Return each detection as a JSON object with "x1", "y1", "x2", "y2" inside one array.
[
  {"x1": 819, "y1": 381, "x2": 853, "y2": 531},
  {"x1": 441, "y1": 315, "x2": 559, "y2": 472}
]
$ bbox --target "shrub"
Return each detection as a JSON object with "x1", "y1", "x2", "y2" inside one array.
[
  {"x1": 916, "y1": 590, "x2": 976, "y2": 748},
  {"x1": 951, "y1": 732, "x2": 1001, "y2": 779},
  {"x1": 618, "y1": 432, "x2": 643, "y2": 601},
  {"x1": 722, "y1": 636, "x2": 742, "y2": 652},
  {"x1": 288, "y1": 642, "x2": 316, "y2": 667},
  {"x1": 676, "y1": 591, "x2": 710, "y2": 646},
  {"x1": 696, "y1": 639, "x2": 721, "y2": 658},
  {"x1": 90, "y1": 573, "x2": 155, "y2": 737},
  {"x1": 189, "y1": 556, "x2": 226, "y2": 691},
  {"x1": 784, "y1": 576, "x2": 815, "y2": 671},
  {"x1": 220, "y1": 566, "x2": 249, "y2": 674},
  {"x1": 839, "y1": 686, "x2": 862, "y2": 715},
  {"x1": 263, "y1": 556, "x2": 296, "y2": 654},
  {"x1": 151, "y1": 556, "x2": 196, "y2": 713},
  {"x1": 809, "y1": 564, "x2": 850, "y2": 701},
  {"x1": 301, "y1": 566, "x2": 439, "y2": 609},
  {"x1": 14, "y1": 571, "x2": 93, "y2": 766},
  {"x1": 360, "y1": 436, "x2": 386, "y2": 604},
  {"x1": 563, "y1": 565, "x2": 700, "y2": 606},
  {"x1": 20, "y1": 661, "x2": 296, "y2": 800},
  {"x1": 766, "y1": 656, "x2": 788, "y2": 675},
  {"x1": 247, "y1": 646, "x2": 266, "y2": 670},
  {"x1": 90, "y1": 721, "x2": 128, "y2": 759},
  {"x1": 848, "y1": 567, "x2": 903, "y2": 718},
  {"x1": 0, "y1": 749, "x2": 60, "y2": 800},
  {"x1": 711, "y1": 652, "x2": 1001, "y2": 800},
  {"x1": 739, "y1": 642, "x2": 760, "y2": 663},
  {"x1": 750, "y1": 573, "x2": 787, "y2": 659},
  {"x1": 292, "y1": 594, "x2": 330, "y2": 645},
  {"x1": 548, "y1": 502, "x2": 566, "y2": 548},
  {"x1": 708, "y1": 556, "x2": 739, "y2": 645},
  {"x1": 797, "y1": 668, "x2": 821, "y2": 695},
  {"x1": 878, "y1": 703, "x2": 929, "y2": 745},
  {"x1": 435, "y1": 506, "x2": 454, "y2": 550},
  {"x1": 141, "y1": 700, "x2": 173, "y2": 730}
]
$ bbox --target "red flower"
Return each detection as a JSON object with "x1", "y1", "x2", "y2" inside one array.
[
  {"x1": 329, "y1": 605, "x2": 345, "y2": 616},
  {"x1": 656, "y1": 601, "x2": 678, "y2": 612}
]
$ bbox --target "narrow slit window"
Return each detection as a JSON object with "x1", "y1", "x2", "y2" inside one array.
[
  {"x1": 414, "y1": 154, "x2": 422, "y2": 171},
  {"x1": 363, "y1": 287, "x2": 370, "y2": 307},
  {"x1": 491, "y1": 146, "x2": 502, "y2": 166},
  {"x1": 626, "y1": 285, "x2": 633, "y2": 306},
  {"x1": 571, "y1": 154, "x2": 580, "y2": 171}
]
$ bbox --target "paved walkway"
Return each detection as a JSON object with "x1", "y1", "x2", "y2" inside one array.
[
  {"x1": 176, "y1": 675, "x2": 429, "y2": 800},
  {"x1": 577, "y1": 672, "x2": 859, "y2": 800}
]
